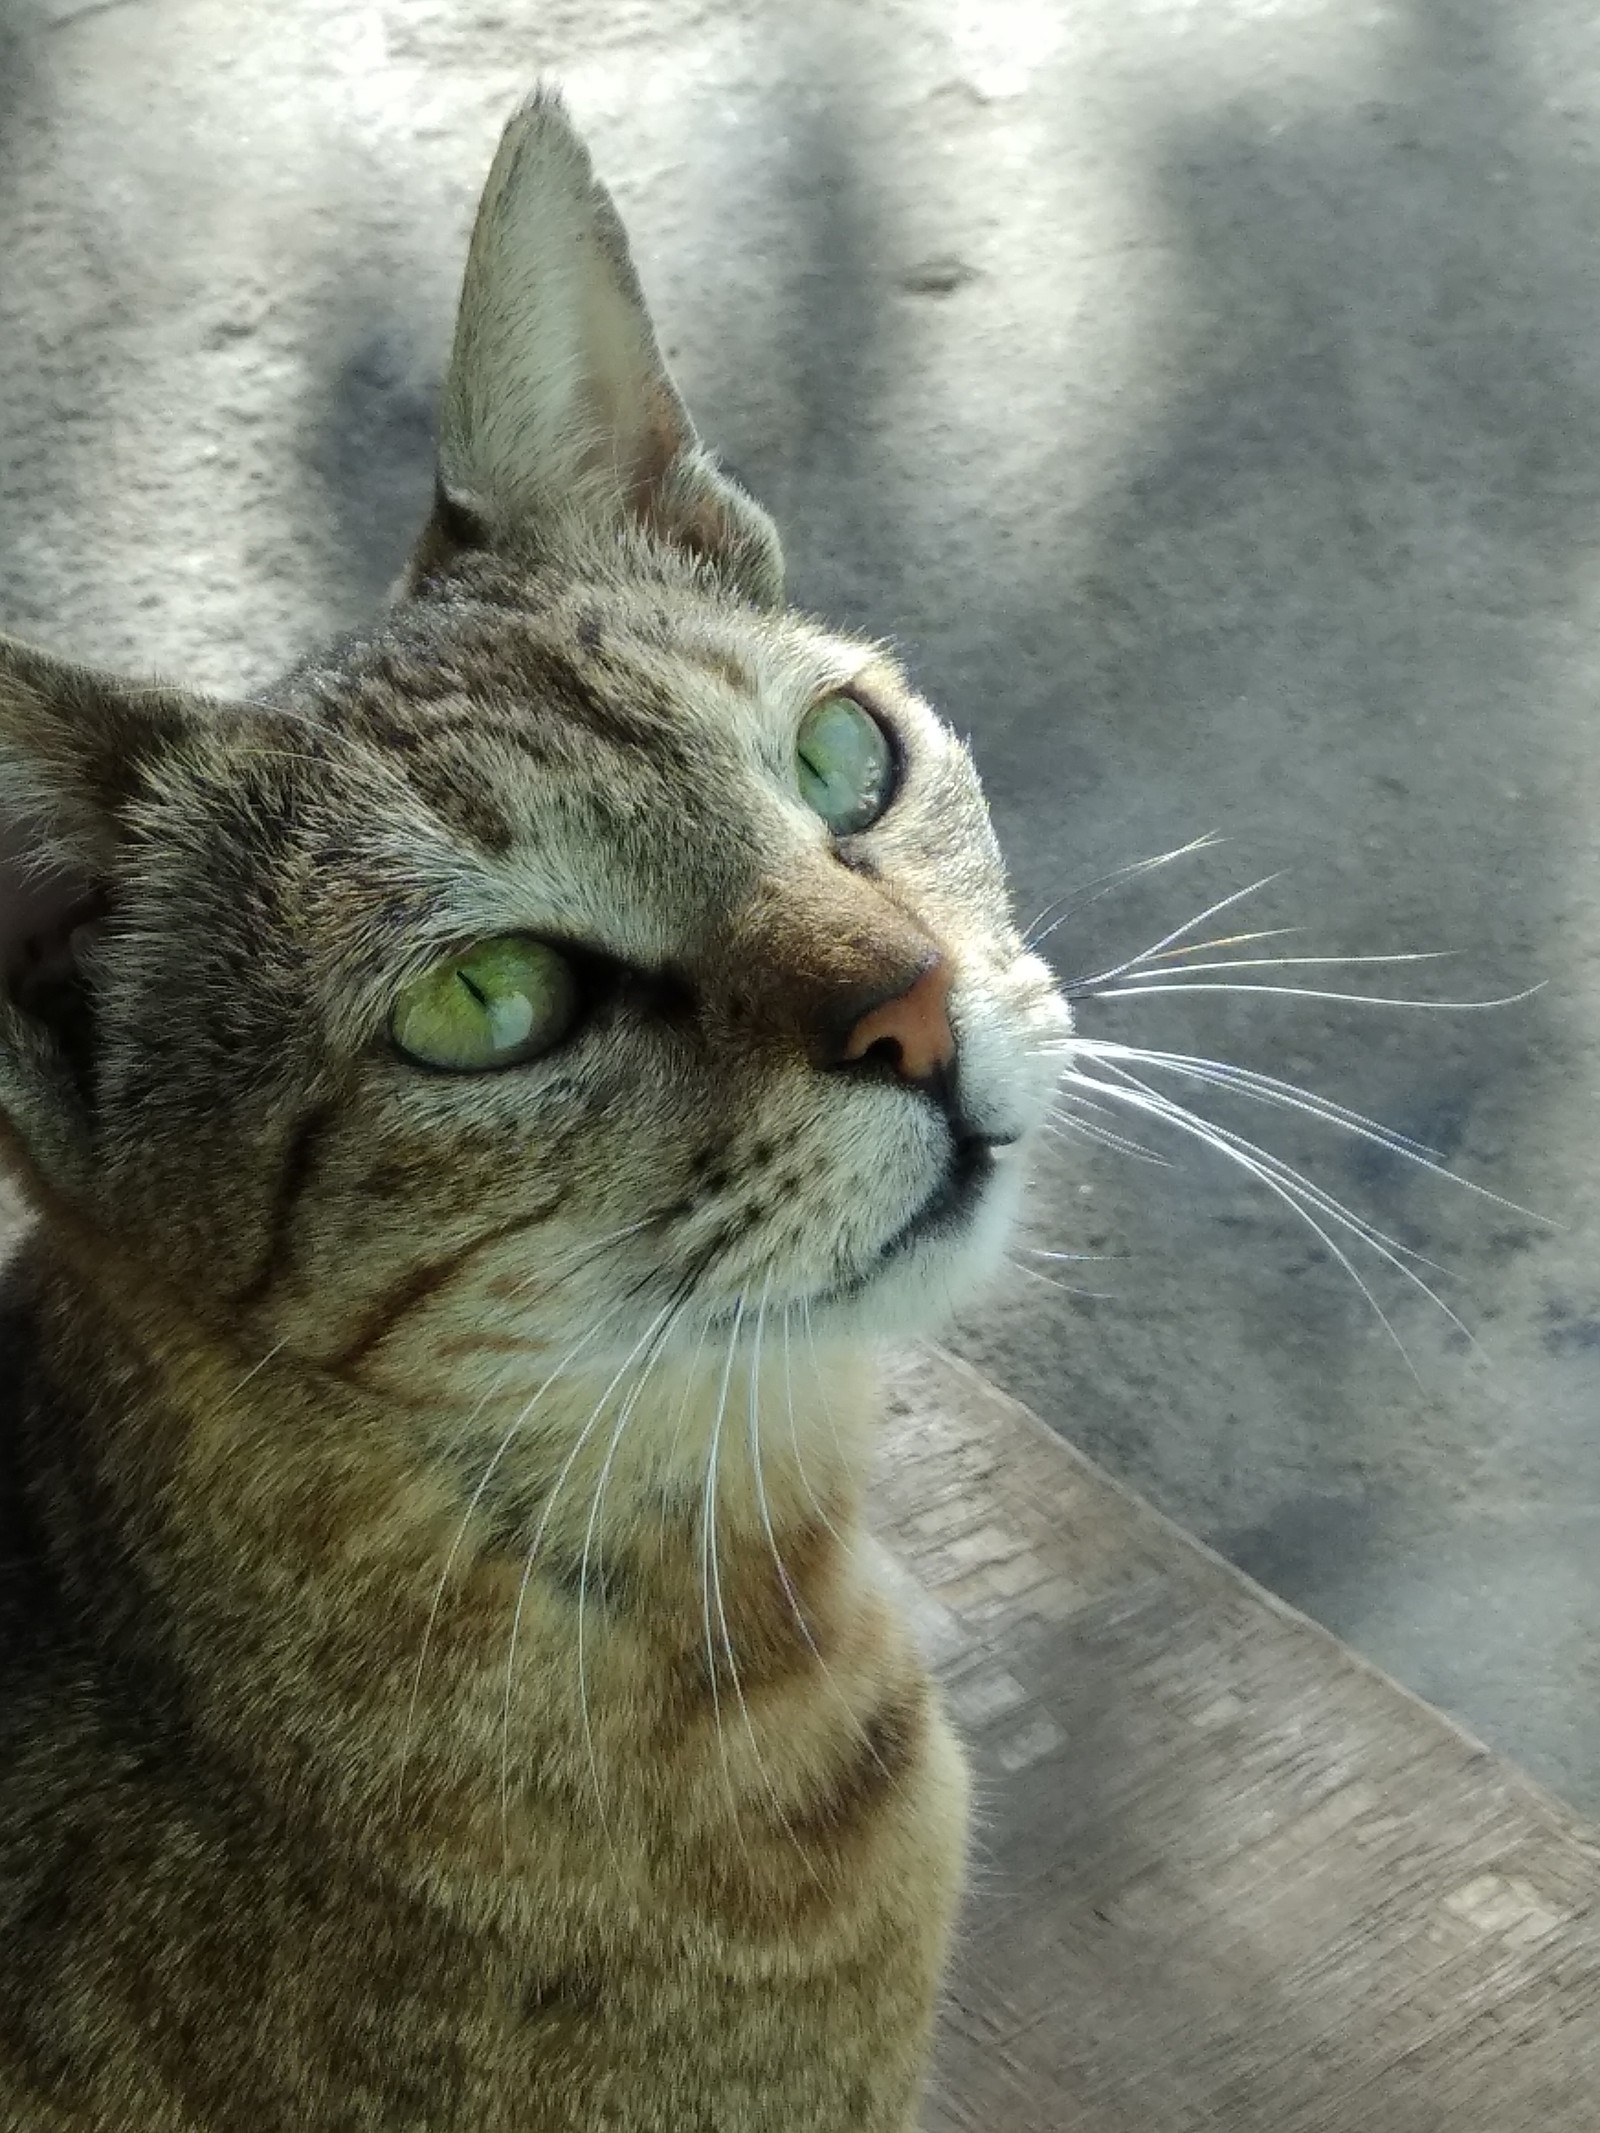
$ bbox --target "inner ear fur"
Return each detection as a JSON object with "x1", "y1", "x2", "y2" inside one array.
[{"x1": 404, "y1": 86, "x2": 783, "y2": 607}]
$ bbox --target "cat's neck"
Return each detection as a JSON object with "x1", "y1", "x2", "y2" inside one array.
[{"x1": 11, "y1": 1231, "x2": 905, "y2": 1904}]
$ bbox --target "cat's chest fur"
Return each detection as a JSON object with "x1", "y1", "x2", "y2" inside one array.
[{"x1": 0, "y1": 1242, "x2": 968, "y2": 2131}]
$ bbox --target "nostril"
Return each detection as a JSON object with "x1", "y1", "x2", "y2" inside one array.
[
  {"x1": 836, "y1": 956, "x2": 956, "y2": 1085},
  {"x1": 842, "y1": 1040, "x2": 954, "y2": 1108},
  {"x1": 854, "y1": 1034, "x2": 906, "y2": 1078}
]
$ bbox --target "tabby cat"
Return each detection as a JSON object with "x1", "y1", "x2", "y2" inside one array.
[{"x1": 0, "y1": 90, "x2": 1067, "y2": 2129}]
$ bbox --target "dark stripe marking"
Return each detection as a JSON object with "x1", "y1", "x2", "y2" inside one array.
[
  {"x1": 329, "y1": 1205, "x2": 566, "y2": 1375},
  {"x1": 790, "y1": 1682, "x2": 926, "y2": 1842},
  {"x1": 235, "y1": 1102, "x2": 336, "y2": 1311}
]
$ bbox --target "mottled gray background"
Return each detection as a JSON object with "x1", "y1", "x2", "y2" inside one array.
[{"x1": 2, "y1": 0, "x2": 1596, "y2": 1811}]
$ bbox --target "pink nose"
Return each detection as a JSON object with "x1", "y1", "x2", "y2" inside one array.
[{"x1": 839, "y1": 958, "x2": 957, "y2": 1085}]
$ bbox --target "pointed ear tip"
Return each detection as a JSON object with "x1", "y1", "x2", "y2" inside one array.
[
  {"x1": 515, "y1": 79, "x2": 572, "y2": 121},
  {"x1": 500, "y1": 80, "x2": 591, "y2": 166}
]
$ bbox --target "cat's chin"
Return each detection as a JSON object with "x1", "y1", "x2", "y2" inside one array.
[{"x1": 806, "y1": 1141, "x2": 1026, "y2": 1342}]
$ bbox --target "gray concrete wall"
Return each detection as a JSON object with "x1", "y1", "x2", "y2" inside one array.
[{"x1": 2, "y1": 0, "x2": 1596, "y2": 1810}]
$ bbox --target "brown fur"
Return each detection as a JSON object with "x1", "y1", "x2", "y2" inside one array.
[{"x1": 0, "y1": 89, "x2": 1067, "y2": 2129}]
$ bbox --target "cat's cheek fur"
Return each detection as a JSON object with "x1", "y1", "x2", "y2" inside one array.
[{"x1": 952, "y1": 958, "x2": 1070, "y2": 1130}]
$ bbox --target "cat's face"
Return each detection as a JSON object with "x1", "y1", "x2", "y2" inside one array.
[{"x1": 0, "y1": 92, "x2": 1067, "y2": 1413}]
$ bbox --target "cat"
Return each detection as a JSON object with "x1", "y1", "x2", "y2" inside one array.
[{"x1": 0, "y1": 88, "x2": 1068, "y2": 2130}]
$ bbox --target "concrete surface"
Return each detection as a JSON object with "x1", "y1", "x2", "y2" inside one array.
[{"x1": 0, "y1": 0, "x2": 1597, "y2": 1810}]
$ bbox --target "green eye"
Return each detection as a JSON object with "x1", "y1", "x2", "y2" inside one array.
[
  {"x1": 796, "y1": 694, "x2": 896, "y2": 835},
  {"x1": 390, "y1": 937, "x2": 577, "y2": 1073}
]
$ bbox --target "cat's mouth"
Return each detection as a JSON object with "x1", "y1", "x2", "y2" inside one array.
[
  {"x1": 817, "y1": 1133, "x2": 1002, "y2": 1307},
  {"x1": 878, "y1": 1135, "x2": 998, "y2": 1265}
]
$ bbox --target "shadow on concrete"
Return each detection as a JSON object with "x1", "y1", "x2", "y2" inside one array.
[
  {"x1": 726, "y1": 65, "x2": 907, "y2": 642},
  {"x1": 0, "y1": 9, "x2": 68, "y2": 643},
  {"x1": 294, "y1": 309, "x2": 441, "y2": 622},
  {"x1": 935, "y1": 0, "x2": 1598, "y2": 1796}
]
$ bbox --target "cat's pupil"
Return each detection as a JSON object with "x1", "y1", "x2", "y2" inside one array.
[{"x1": 390, "y1": 938, "x2": 577, "y2": 1072}]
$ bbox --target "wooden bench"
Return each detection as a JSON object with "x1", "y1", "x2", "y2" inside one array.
[{"x1": 881, "y1": 1348, "x2": 1600, "y2": 2130}]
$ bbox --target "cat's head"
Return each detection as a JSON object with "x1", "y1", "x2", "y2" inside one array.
[{"x1": 0, "y1": 90, "x2": 1067, "y2": 1412}]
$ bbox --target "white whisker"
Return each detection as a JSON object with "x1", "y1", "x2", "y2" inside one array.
[
  {"x1": 751, "y1": 1290, "x2": 887, "y2": 1783},
  {"x1": 705, "y1": 1301, "x2": 788, "y2": 1836},
  {"x1": 1063, "y1": 1058, "x2": 1455, "y2": 1273},
  {"x1": 566, "y1": 1291, "x2": 686, "y2": 1855},
  {"x1": 1035, "y1": 861, "x2": 1544, "y2": 1379},
  {"x1": 221, "y1": 1336, "x2": 287, "y2": 1404},
  {"x1": 1131, "y1": 949, "x2": 1448, "y2": 976},
  {"x1": 1063, "y1": 872, "x2": 1280, "y2": 989},
  {"x1": 742, "y1": 1288, "x2": 827, "y2": 1880},
  {"x1": 1047, "y1": 1102, "x2": 1172, "y2": 1166},
  {"x1": 701, "y1": 1303, "x2": 749, "y2": 1850},
  {"x1": 496, "y1": 1295, "x2": 682, "y2": 1860},
  {"x1": 1024, "y1": 831, "x2": 1222, "y2": 949},
  {"x1": 1086, "y1": 977, "x2": 1542, "y2": 1011},
  {"x1": 1058, "y1": 1038, "x2": 1546, "y2": 1219},
  {"x1": 1053, "y1": 1037, "x2": 1445, "y2": 1156},
  {"x1": 1064, "y1": 1066, "x2": 1418, "y2": 1362},
  {"x1": 1008, "y1": 1256, "x2": 1118, "y2": 1301},
  {"x1": 802, "y1": 1297, "x2": 853, "y2": 1479},
  {"x1": 781, "y1": 1305, "x2": 851, "y2": 1552},
  {"x1": 493, "y1": 1217, "x2": 658, "y2": 1305},
  {"x1": 395, "y1": 1300, "x2": 625, "y2": 1821},
  {"x1": 1058, "y1": 1061, "x2": 1473, "y2": 1372},
  {"x1": 1143, "y1": 926, "x2": 1300, "y2": 962}
]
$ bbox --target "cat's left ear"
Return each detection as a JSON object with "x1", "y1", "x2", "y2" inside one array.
[
  {"x1": 0, "y1": 633, "x2": 205, "y2": 1190},
  {"x1": 405, "y1": 86, "x2": 784, "y2": 606}
]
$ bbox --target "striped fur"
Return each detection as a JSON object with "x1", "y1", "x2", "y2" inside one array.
[{"x1": 0, "y1": 89, "x2": 1067, "y2": 2129}]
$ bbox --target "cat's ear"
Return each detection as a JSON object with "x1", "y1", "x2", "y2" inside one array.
[
  {"x1": 407, "y1": 87, "x2": 783, "y2": 606},
  {"x1": 0, "y1": 633, "x2": 204, "y2": 1192}
]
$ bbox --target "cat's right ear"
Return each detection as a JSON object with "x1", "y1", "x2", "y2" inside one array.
[
  {"x1": 402, "y1": 87, "x2": 784, "y2": 606},
  {"x1": 0, "y1": 633, "x2": 204, "y2": 1195}
]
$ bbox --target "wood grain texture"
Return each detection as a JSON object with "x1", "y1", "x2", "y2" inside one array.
[{"x1": 878, "y1": 1346, "x2": 1600, "y2": 2131}]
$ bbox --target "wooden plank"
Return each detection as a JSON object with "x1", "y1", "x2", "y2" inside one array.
[{"x1": 879, "y1": 1347, "x2": 1600, "y2": 2131}]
